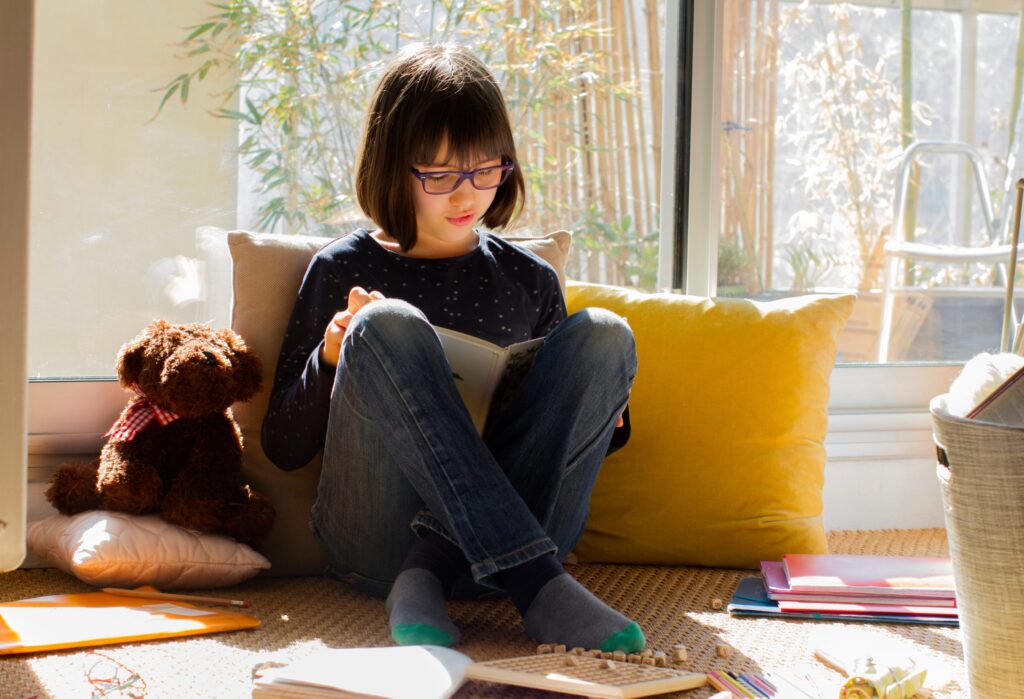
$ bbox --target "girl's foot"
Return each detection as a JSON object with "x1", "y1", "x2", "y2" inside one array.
[
  {"x1": 385, "y1": 568, "x2": 460, "y2": 647},
  {"x1": 522, "y1": 573, "x2": 645, "y2": 653}
]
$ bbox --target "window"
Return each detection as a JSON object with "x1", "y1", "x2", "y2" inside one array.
[
  {"x1": 29, "y1": 0, "x2": 237, "y2": 378},
  {"x1": 27, "y1": 1, "x2": 970, "y2": 445},
  {"x1": 714, "y1": 0, "x2": 1024, "y2": 365}
]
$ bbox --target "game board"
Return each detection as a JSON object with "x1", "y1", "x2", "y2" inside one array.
[{"x1": 465, "y1": 653, "x2": 707, "y2": 698}]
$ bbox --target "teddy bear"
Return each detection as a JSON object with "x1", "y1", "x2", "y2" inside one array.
[{"x1": 46, "y1": 320, "x2": 275, "y2": 546}]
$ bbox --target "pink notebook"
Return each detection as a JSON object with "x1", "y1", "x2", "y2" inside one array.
[
  {"x1": 782, "y1": 554, "x2": 955, "y2": 597},
  {"x1": 760, "y1": 561, "x2": 956, "y2": 606}
]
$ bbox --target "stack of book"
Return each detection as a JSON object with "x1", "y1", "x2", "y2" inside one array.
[{"x1": 728, "y1": 553, "x2": 958, "y2": 626}]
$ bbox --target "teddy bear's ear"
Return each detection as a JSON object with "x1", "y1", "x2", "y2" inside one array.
[
  {"x1": 115, "y1": 330, "x2": 150, "y2": 386},
  {"x1": 218, "y1": 328, "x2": 263, "y2": 402}
]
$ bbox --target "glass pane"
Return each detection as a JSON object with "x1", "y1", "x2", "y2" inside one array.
[
  {"x1": 718, "y1": 0, "x2": 1024, "y2": 363},
  {"x1": 29, "y1": 0, "x2": 237, "y2": 378},
  {"x1": 29, "y1": 0, "x2": 666, "y2": 379},
  {"x1": 231, "y1": 2, "x2": 666, "y2": 290}
]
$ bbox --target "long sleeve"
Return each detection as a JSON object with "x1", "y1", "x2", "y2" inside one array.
[{"x1": 261, "y1": 254, "x2": 345, "y2": 471}]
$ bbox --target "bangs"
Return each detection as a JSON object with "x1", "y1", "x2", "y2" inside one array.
[{"x1": 409, "y1": 87, "x2": 515, "y2": 167}]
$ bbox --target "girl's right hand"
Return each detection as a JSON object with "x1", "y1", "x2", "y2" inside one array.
[{"x1": 320, "y1": 286, "x2": 385, "y2": 366}]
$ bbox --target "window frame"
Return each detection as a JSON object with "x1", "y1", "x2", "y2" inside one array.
[
  {"x1": 3, "y1": 0, "x2": 32, "y2": 571},
  {"x1": 671, "y1": 0, "x2": 963, "y2": 418}
]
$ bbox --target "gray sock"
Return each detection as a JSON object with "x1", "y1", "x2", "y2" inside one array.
[
  {"x1": 385, "y1": 568, "x2": 460, "y2": 647},
  {"x1": 522, "y1": 573, "x2": 646, "y2": 653}
]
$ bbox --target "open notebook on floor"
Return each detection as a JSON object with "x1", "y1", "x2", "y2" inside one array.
[
  {"x1": 0, "y1": 586, "x2": 259, "y2": 655},
  {"x1": 252, "y1": 645, "x2": 471, "y2": 699}
]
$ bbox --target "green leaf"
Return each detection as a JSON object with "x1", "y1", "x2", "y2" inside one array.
[
  {"x1": 215, "y1": 107, "x2": 258, "y2": 124},
  {"x1": 188, "y1": 44, "x2": 212, "y2": 57},
  {"x1": 245, "y1": 97, "x2": 262, "y2": 126},
  {"x1": 248, "y1": 149, "x2": 273, "y2": 168},
  {"x1": 260, "y1": 165, "x2": 282, "y2": 183},
  {"x1": 180, "y1": 76, "x2": 189, "y2": 102},
  {"x1": 156, "y1": 81, "x2": 181, "y2": 114},
  {"x1": 187, "y1": 22, "x2": 217, "y2": 41}
]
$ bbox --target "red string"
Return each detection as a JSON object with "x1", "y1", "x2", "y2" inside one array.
[{"x1": 86, "y1": 650, "x2": 147, "y2": 698}]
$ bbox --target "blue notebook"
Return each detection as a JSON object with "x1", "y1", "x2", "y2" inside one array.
[{"x1": 728, "y1": 577, "x2": 958, "y2": 627}]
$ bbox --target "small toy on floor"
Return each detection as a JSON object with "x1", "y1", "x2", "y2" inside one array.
[
  {"x1": 537, "y1": 644, "x2": 673, "y2": 668},
  {"x1": 815, "y1": 645, "x2": 927, "y2": 699}
]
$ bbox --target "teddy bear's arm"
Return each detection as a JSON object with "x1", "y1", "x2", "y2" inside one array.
[
  {"x1": 95, "y1": 440, "x2": 164, "y2": 515},
  {"x1": 160, "y1": 414, "x2": 246, "y2": 535}
]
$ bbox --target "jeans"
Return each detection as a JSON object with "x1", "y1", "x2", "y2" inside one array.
[{"x1": 309, "y1": 299, "x2": 636, "y2": 599}]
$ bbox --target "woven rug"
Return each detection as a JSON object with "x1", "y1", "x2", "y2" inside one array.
[{"x1": 0, "y1": 529, "x2": 962, "y2": 698}]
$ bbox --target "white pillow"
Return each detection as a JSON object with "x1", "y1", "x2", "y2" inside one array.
[{"x1": 27, "y1": 511, "x2": 270, "y2": 589}]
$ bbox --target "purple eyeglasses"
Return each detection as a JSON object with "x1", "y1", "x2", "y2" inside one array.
[{"x1": 410, "y1": 157, "x2": 515, "y2": 195}]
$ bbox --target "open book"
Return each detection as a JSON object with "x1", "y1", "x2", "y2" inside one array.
[
  {"x1": 252, "y1": 645, "x2": 470, "y2": 699},
  {"x1": 434, "y1": 326, "x2": 544, "y2": 434}
]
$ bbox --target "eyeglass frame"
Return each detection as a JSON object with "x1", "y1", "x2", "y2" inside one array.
[{"x1": 409, "y1": 157, "x2": 515, "y2": 195}]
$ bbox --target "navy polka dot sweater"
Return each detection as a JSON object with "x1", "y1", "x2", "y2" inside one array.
[{"x1": 261, "y1": 228, "x2": 570, "y2": 471}]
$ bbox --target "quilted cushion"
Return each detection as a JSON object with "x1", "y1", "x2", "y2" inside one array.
[{"x1": 27, "y1": 511, "x2": 270, "y2": 589}]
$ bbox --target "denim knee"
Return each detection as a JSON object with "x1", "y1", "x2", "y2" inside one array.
[
  {"x1": 346, "y1": 298, "x2": 433, "y2": 345},
  {"x1": 557, "y1": 307, "x2": 637, "y2": 375}
]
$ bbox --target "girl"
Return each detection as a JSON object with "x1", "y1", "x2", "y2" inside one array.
[{"x1": 262, "y1": 43, "x2": 642, "y2": 653}]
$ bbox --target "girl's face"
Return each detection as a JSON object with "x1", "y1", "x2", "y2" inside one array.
[{"x1": 410, "y1": 140, "x2": 501, "y2": 254}]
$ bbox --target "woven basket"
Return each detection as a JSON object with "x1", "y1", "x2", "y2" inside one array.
[{"x1": 931, "y1": 396, "x2": 1024, "y2": 698}]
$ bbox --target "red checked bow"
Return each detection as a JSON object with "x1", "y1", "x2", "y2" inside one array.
[{"x1": 104, "y1": 385, "x2": 182, "y2": 442}]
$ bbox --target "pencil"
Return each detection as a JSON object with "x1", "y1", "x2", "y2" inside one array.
[{"x1": 101, "y1": 587, "x2": 250, "y2": 608}]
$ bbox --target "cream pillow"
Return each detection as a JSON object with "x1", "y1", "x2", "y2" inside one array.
[
  {"x1": 227, "y1": 228, "x2": 573, "y2": 576},
  {"x1": 27, "y1": 511, "x2": 270, "y2": 589},
  {"x1": 566, "y1": 282, "x2": 856, "y2": 569}
]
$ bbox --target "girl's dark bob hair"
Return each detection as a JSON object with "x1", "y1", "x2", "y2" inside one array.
[{"x1": 355, "y1": 43, "x2": 525, "y2": 252}]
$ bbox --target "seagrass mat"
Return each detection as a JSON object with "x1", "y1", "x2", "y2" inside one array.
[{"x1": 0, "y1": 529, "x2": 962, "y2": 699}]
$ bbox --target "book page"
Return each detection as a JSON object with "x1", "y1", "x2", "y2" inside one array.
[
  {"x1": 253, "y1": 646, "x2": 470, "y2": 699},
  {"x1": 435, "y1": 328, "x2": 505, "y2": 434},
  {"x1": 434, "y1": 327, "x2": 543, "y2": 434}
]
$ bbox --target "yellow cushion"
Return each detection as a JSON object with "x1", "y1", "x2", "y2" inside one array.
[{"x1": 567, "y1": 282, "x2": 855, "y2": 569}]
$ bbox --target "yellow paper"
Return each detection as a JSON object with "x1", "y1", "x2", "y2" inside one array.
[{"x1": 0, "y1": 586, "x2": 259, "y2": 655}]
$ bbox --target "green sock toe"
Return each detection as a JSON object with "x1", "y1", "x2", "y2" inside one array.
[
  {"x1": 599, "y1": 622, "x2": 646, "y2": 653},
  {"x1": 391, "y1": 622, "x2": 455, "y2": 647}
]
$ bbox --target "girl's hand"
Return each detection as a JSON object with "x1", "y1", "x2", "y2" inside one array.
[
  {"x1": 320, "y1": 287, "x2": 386, "y2": 366},
  {"x1": 616, "y1": 397, "x2": 630, "y2": 428}
]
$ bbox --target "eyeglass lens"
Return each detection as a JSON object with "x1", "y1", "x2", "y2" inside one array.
[{"x1": 422, "y1": 165, "x2": 509, "y2": 194}]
